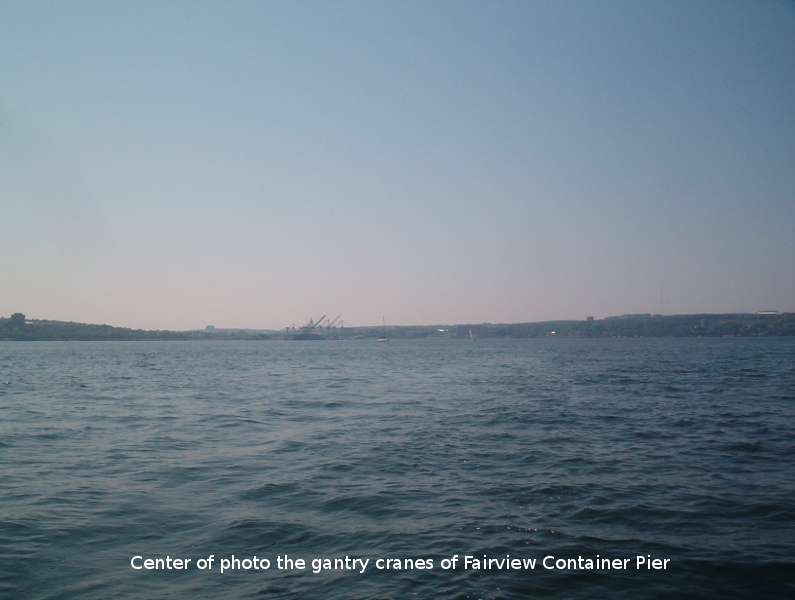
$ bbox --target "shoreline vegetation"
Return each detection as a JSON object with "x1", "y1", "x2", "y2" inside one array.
[{"x1": 1, "y1": 312, "x2": 794, "y2": 341}]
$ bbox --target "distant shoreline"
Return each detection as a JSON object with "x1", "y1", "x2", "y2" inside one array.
[{"x1": 1, "y1": 313, "x2": 793, "y2": 341}]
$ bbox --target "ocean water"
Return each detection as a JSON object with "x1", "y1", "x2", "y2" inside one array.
[{"x1": 1, "y1": 338, "x2": 793, "y2": 599}]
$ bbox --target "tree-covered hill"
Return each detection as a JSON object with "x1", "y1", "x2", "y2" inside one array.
[
  {"x1": 0, "y1": 317, "x2": 189, "y2": 341},
  {"x1": 1, "y1": 312, "x2": 793, "y2": 341}
]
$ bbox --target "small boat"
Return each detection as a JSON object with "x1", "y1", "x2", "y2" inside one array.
[
  {"x1": 469, "y1": 329, "x2": 476, "y2": 341},
  {"x1": 378, "y1": 317, "x2": 388, "y2": 342}
]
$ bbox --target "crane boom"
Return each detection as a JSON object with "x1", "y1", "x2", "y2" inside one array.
[{"x1": 303, "y1": 314, "x2": 326, "y2": 331}]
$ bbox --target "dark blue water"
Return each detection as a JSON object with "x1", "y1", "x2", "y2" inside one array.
[{"x1": 1, "y1": 338, "x2": 793, "y2": 599}]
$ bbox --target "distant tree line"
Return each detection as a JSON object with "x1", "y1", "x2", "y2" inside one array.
[
  {"x1": 0, "y1": 316, "x2": 189, "y2": 341},
  {"x1": 1, "y1": 313, "x2": 793, "y2": 341},
  {"x1": 342, "y1": 313, "x2": 795, "y2": 339}
]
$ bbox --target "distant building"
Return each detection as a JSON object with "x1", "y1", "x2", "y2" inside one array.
[
  {"x1": 757, "y1": 311, "x2": 778, "y2": 315},
  {"x1": 10, "y1": 313, "x2": 26, "y2": 326}
]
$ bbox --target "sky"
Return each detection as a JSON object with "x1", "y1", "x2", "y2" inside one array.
[{"x1": 1, "y1": 0, "x2": 793, "y2": 331}]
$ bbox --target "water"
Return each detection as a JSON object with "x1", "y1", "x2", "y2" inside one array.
[{"x1": 1, "y1": 338, "x2": 793, "y2": 599}]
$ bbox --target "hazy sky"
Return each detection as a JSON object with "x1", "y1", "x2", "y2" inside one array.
[{"x1": 2, "y1": 1, "x2": 793, "y2": 330}]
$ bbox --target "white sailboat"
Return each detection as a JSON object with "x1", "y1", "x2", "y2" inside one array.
[{"x1": 378, "y1": 317, "x2": 388, "y2": 342}]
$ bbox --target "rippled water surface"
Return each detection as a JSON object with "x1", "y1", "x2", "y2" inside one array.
[{"x1": 1, "y1": 338, "x2": 793, "y2": 598}]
